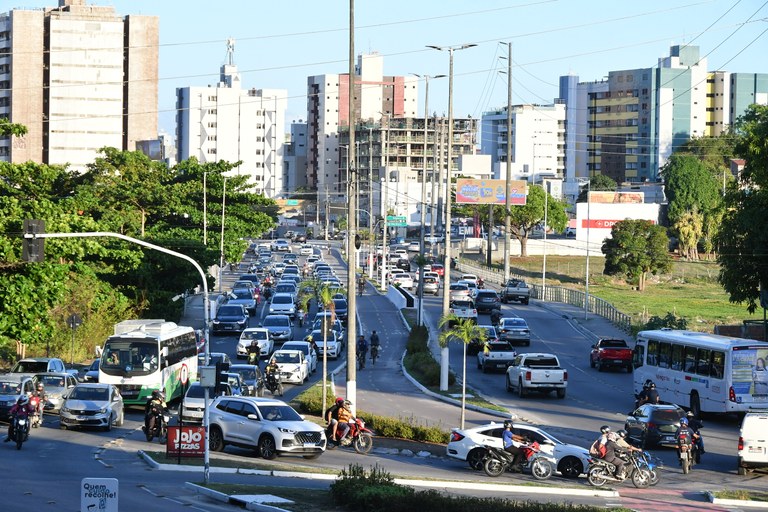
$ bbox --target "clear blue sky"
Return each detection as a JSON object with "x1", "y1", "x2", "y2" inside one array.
[{"x1": 20, "y1": 1, "x2": 768, "y2": 137}]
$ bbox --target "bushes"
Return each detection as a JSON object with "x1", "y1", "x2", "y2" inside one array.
[{"x1": 404, "y1": 324, "x2": 456, "y2": 387}]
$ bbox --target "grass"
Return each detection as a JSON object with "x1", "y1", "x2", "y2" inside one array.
[
  {"x1": 714, "y1": 490, "x2": 768, "y2": 502},
  {"x1": 478, "y1": 255, "x2": 762, "y2": 332}
]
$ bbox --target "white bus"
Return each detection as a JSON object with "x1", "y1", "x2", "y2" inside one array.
[
  {"x1": 98, "y1": 320, "x2": 197, "y2": 406},
  {"x1": 633, "y1": 329, "x2": 768, "y2": 416}
]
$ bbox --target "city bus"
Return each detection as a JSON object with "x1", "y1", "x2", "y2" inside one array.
[
  {"x1": 98, "y1": 319, "x2": 197, "y2": 406},
  {"x1": 632, "y1": 329, "x2": 768, "y2": 416}
]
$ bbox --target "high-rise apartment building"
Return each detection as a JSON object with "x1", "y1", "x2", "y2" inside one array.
[
  {"x1": 176, "y1": 41, "x2": 287, "y2": 197},
  {"x1": 705, "y1": 71, "x2": 768, "y2": 136},
  {"x1": 0, "y1": 0, "x2": 158, "y2": 170},
  {"x1": 306, "y1": 53, "x2": 418, "y2": 198}
]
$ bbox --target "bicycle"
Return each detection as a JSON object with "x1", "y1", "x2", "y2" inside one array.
[
  {"x1": 370, "y1": 345, "x2": 379, "y2": 365},
  {"x1": 357, "y1": 351, "x2": 367, "y2": 370}
]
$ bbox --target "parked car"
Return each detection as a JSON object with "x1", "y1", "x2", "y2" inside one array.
[
  {"x1": 212, "y1": 304, "x2": 249, "y2": 334},
  {"x1": 35, "y1": 372, "x2": 78, "y2": 413},
  {"x1": 229, "y1": 364, "x2": 265, "y2": 397},
  {"x1": 59, "y1": 383, "x2": 125, "y2": 431},
  {"x1": 0, "y1": 375, "x2": 36, "y2": 420},
  {"x1": 10, "y1": 357, "x2": 66, "y2": 375},
  {"x1": 498, "y1": 316, "x2": 531, "y2": 346},
  {"x1": 473, "y1": 290, "x2": 501, "y2": 313},
  {"x1": 624, "y1": 403, "x2": 687, "y2": 447},
  {"x1": 281, "y1": 341, "x2": 318, "y2": 374},
  {"x1": 261, "y1": 314, "x2": 294, "y2": 343},
  {"x1": 236, "y1": 328, "x2": 274, "y2": 359},
  {"x1": 269, "y1": 293, "x2": 297, "y2": 319},
  {"x1": 208, "y1": 396, "x2": 326, "y2": 459},
  {"x1": 446, "y1": 421, "x2": 590, "y2": 478}
]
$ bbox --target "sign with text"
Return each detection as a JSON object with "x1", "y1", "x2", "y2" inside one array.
[
  {"x1": 386, "y1": 215, "x2": 407, "y2": 227},
  {"x1": 81, "y1": 478, "x2": 118, "y2": 512},
  {"x1": 455, "y1": 179, "x2": 527, "y2": 205},
  {"x1": 166, "y1": 426, "x2": 206, "y2": 457}
]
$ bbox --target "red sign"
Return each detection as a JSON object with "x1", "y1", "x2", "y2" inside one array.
[
  {"x1": 166, "y1": 426, "x2": 205, "y2": 457},
  {"x1": 581, "y1": 219, "x2": 656, "y2": 229}
]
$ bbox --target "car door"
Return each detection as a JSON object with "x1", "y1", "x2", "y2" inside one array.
[
  {"x1": 475, "y1": 427, "x2": 504, "y2": 450},
  {"x1": 237, "y1": 401, "x2": 262, "y2": 445},
  {"x1": 216, "y1": 399, "x2": 246, "y2": 442},
  {"x1": 625, "y1": 405, "x2": 649, "y2": 440}
]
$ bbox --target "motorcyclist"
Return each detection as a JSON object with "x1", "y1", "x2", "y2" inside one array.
[
  {"x1": 598, "y1": 425, "x2": 626, "y2": 479},
  {"x1": 686, "y1": 411, "x2": 705, "y2": 455},
  {"x1": 675, "y1": 417, "x2": 697, "y2": 464},
  {"x1": 336, "y1": 400, "x2": 354, "y2": 445},
  {"x1": 502, "y1": 419, "x2": 525, "y2": 469},
  {"x1": 356, "y1": 335, "x2": 368, "y2": 370},
  {"x1": 247, "y1": 340, "x2": 261, "y2": 365},
  {"x1": 4, "y1": 396, "x2": 35, "y2": 442},
  {"x1": 635, "y1": 379, "x2": 652, "y2": 408},
  {"x1": 30, "y1": 382, "x2": 46, "y2": 426},
  {"x1": 490, "y1": 306, "x2": 503, "y2": 327},
  {"x1": 143, "y1": 389, "x2": 167, "y2": 437},
  {"x1": 645, "y1": 382, "x2": 661, "y2": 405},
  {"x1": 614, "y1": 429, "x2": 642, "y2": 456},
  {"x1": 265, "y1": 358, "x2": 280, "y2": 387},
  {"x1": 324, "y1": 397, "x2": 344, "y2": 443}
]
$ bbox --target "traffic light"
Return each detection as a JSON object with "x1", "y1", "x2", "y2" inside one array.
[
  {"x1": 22, "y1": 219, "x2": 45, "y2": 262},
  {"x1": 214, "y1": 361, "x2": 230, "y2": 395},
  {"x1": 354, "y1": 234, "x2": 361, "y2": 250}
]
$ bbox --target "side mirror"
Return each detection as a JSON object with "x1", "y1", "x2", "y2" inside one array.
[{"x1": 247, "y1": 413, "x2": 260, "y2": 421}]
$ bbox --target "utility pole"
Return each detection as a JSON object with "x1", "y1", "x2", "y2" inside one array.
[
  {"x1": 346, "y1": 0, "x2": 358, "y2": 414},
  {"x1": 430, "y1": 116, "x2": 439, "y2": 255},
  {"x1": 503, "y1": 41, "x2": 513, "y2": 282}
]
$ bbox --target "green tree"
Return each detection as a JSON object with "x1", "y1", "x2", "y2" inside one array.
[
  {"x1": 0, "y1": 119, "x2": 27, "y2": 137},
  {"x1": 576, "y1": 174, "x2": 617, "y2": 202},
  {"x1": 717, "y1": 104, "x2": 768, "y2": 313},
  {"x1": 601, "y1": 219, "x2": 671, "y2": 291},
  {"x1": 678, "y1": 132, "x2": 738, "y2": 187},
  {"x1": 507, "y1": 185, "x2": 568, "y2": 257}
]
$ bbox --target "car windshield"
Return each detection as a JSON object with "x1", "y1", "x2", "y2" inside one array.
[
  {"x1": 241, "y1": 330, "x2": 268, "y2": 341},
  {"x1": 450, "y1": 284, "x2": 468, "y2": 291},
  {"x1": 651, "y1": 409, "x2": 683, "y2": 423},
  {"x1": 333, "y1": 299, "x2": 347, "y2": 309},
  {"x1": 69, "y1": 387, "x2": 109, "y2": 401},
  {"x1": 263, "y1": 316, "x2": 289, "y2": 327},
  {"x1": 272, "y1": 295, "x2": 292, "y2": 304},
  {"x1": 218, "y1": 305, "x2": 244, "y2": 316},
  {"x1": 232, "y1": 290, "x2": 251, "y2": 300},
  {"x1": 258, "y1": 404, "x2": 302, "y2": 422},
  {"x1": 186, "y1": 384, "x2": 205, "y2": 399},
  {"x1": 37, "y1": 375, "x2": 67, "y2": 389},
  {"x1": 232, "y1": 368, "x2": 258, "y2": 381},
  {"x1": 275, "y1": 352, "x2": 301, "y2": 364},
  {"x1": 600, "y1": 340, "x2": 627, "y2": 348},
  {"x1": 276, "y1": 286, "x2": 295, "y2": 294},
  {"x1": 0, "y1": 381, "x2": 21, "y2": 395}
]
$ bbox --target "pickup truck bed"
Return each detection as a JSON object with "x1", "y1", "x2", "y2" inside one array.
[
  {"x1": 501, "y1": 279, "x2": 530, "y2": 305},
  {"x1": 505, "y1": 353, "x2": 567, "y2": 399},
  {"x1": 590, "y1": 338, "x2": 633, "y2": 373},
  {"x1": 477, "y1": 341, "x2": 517, "y2": 373}
]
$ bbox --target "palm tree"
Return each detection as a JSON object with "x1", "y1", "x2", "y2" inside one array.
[{"x1": 438, "y1": 314, "x2": 488, "y2": 429}]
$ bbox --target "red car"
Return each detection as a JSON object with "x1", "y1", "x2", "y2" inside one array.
[{"x1": 432, "y1": 263, "x2": 445, "y2": 277}]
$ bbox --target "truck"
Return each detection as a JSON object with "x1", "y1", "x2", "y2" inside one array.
[
  {"x1": 501, "y1": 279, "x2": 530, "y2": 305},
  {"x1": 589, "y1": 338, "x2": 633, "y2": 373},
  {"x1": 505, "y1": 353, "x2": 567, "y2": 398},
  {"x1": 477, "y1": 341, "x2": 517, "y2": 373}
]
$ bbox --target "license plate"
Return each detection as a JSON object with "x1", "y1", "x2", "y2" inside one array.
[
  {"x1": 613, "y1": 360, "x2": 623, "y2": 364},
  {"x1": 303, "y1": 442, "x2": 315, "y2": 448},
  {"x1": 496, "y1": 364, "x2": 506, "y2": 369},
  {"x1": 749, "y1": 447, "x2": 762, "y2": 453},
  {"x1": 662, "y1": 436, "x2": 674, "y2": 442},
  {"x1": 77, "y1": 416, "x2": 89, "y2": 421}
]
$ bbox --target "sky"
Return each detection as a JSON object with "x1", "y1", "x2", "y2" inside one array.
[{"x1": 18, "y1": 0, "x2": 768, "y2": 139}]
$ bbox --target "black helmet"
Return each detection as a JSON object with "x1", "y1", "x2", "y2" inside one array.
[
  {"x1": 151, "y1": 389, "x2": 160, "y2": 399},
  {"x1": 503, "y1": 419, "x2": 514, "y2": 429},
  {"x1": 643, "y1": 379, "x2": 652, "y2": 389},
  {"x1": 617, "y1": 429, "x2": 627, "y2": 439},
  {"x1": 600, "y1": 425, "x2": 611, "y2": 434},
  {"x1": 649, "y1": 382, "x2": 656, "y2": 389},
  {"x1": 17, "y1": 396, "x2": 29, "y2": 406}
]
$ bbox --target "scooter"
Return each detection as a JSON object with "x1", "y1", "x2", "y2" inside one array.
[
  {"x1": 327, "y1": 417, "x2": 374, "y2": 454},
  {"x1": 482, "y1": 442, "x2": 554, "y2": 480}
]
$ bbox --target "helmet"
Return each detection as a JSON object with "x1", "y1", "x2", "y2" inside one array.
[
  {"x1": 600, "y1": 425, "x2": 611, "y2": 434},
  {"x1": 643, "y1": 379, "x2": 653, "y2": 389},
  {"x1": 649, "y1": 382, "x2": 656, "y2": 389},
  {"x1": 686, "y1": 411, "x2": 694, "y2": 418},
  {"x1": 36, "y1": 383, "x2": 44, "y2": 390},
  {"x1": 151, "y1": 389, "x2": 161, "y2": 400},
  {"x1": 503, "y1": 420, "x2": 514, "y2": 429},
  {"x1": 17, "y1": 396, "x2": 29, "y2": 406},
  {"x1": 617, "y1": 429, "x2": 627, "y2": 439},
  {"x1": 335, "y1": 397, "x2": 344, "y2": 405},
  {"x1": 680, "y1": 417, "x2": 688, "y2": 425},
  {"x1": 343, "y1": 400, "x2": 352, "y2": 407}
]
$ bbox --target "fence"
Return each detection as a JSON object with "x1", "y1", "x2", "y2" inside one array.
[{"x1": 457, "y1": 258, "x2": 632, "y2": 333}]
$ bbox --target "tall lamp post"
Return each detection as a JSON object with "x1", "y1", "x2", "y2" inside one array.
[
  {"x1": 427, "y1": 42, "x2": 476, "y2": 394},
  {"x1": 412, "y1": 73, "x2": 445, "y2": 327},
  {"x1": 218, "y1": 177, "x2": 228, "y2": 292},
  {"x1": 501, "y1": 41, "x2": 513, "y2": 282}
]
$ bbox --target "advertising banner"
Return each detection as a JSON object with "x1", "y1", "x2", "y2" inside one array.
[
  {"x1": 588, "y1": 191, "x2": 644, "y2": 204},
  {"x1": 166, "y1": 426, "x2": 206, "y2": 457},
  {"x1": 455, "y1": 179, "x2": 527, "y2": 205}
]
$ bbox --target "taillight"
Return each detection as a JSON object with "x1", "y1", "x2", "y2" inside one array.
[
  {"x1": 472, "y1": 309, "x2": 477, "y2": 315},
  {"x1": 647, "y1": 422, "x2": 656, "y2": 430},
  {"x1": 450, "y1": 431, "x2": 465, "y2": 442},
  {"x1": 738, "y1": 436, "x2": 744, "y2": 451},
  {"x1": 525, "y1": 371, "x2": 532, "y2": 380},
  {"x1": 729, "y1": 386, "x2": 736, "y2": 402},
  {"x1": 563, "y1": 371, "x2": 568, "y2": 381}
]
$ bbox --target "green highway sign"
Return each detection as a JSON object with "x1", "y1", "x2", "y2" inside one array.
[
  {"x1": 387, "y1": 215, "x2": 407, "y2": 227},
  {"x1": 286, "y1": 199, "x2": 299, "y2": 206}
]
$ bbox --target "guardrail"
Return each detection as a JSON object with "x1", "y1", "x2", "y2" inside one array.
[{"x1": 457, "y1": 259, "x2": 632, "y2": 333}]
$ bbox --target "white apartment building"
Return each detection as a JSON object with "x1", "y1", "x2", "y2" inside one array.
[
  {"x1": 480, "y1": 103, "x2": 566, "y2": 185},
  {"x1": 176, "y1": 42, "x2": 287, "y2": 197},
  {"x1": 0, "y1": 0, "x2": 158, "y2": 170}
]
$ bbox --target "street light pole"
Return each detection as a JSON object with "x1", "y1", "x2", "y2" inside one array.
[
  {"x1": 203, "y1": 172, "x2": 208, "y2": 246},
  {"x1": 346, "y1": 0, "x2": 358, "y2": 414},
  {"x1": 428, "y1": 43, "x2": 476, "y2": 398},
  {"x1": 585, "y1": 178, "x2": 591, "y2": 320},
  {"x1": 502, "y1": 41, "x2": 512, "y2": 282},
  {"x1": 218, "y1": 177, "x2": 227, "y2": 292}
]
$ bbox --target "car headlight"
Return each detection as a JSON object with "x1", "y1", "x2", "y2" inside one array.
[
  {"x1": 213, "y1": 320, "x2": 220, "y2": 324},
  {"x1": 278, "y1": 427, "x2": 297, "y2": 434},
  {"x1": 99, "y1": 407, "x2": 108, "y2": 414},
  {"x1": 269, "y1": 307, "x2": 275, "y2": 313},
  {"x1": 61, "y1": 406, "x2": 71, "y2": 414}
]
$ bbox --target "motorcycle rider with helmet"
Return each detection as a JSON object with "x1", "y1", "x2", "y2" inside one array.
[
  {"x1": 502, "y1": 419, "x2": 525, "y2": 469},
  {"x1": 635, "y1": 379, "x2": 652, "y2": 408},
  {"x1": 4, "y1": 396, "x2": 35, "y2": 442},
  {"x1": 324, "y1": 397, "x2": 344, "y2": 443},
  {"x1": 336, "y1": 400, "x2": 355, "y2": 445},
  {"x1": 675, "y1": 417, "x2": 697, "y2": 464},
  {"x1": 686, "y1": 411, "x2": 705, "y2": 456},
  {"x1": 614, "y1": 429, "x2": 642, "y2": 455},
  {"x1": 143, "y1": 389, "x2": 167, "y2": 438},
  {"x1": 31, "y1": 382, "x2": 47, "y2": 423},
  {"x1": 598, "y1": 425, "x2": 627, "y2": 479}
]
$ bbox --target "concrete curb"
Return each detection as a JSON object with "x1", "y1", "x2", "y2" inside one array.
[
  {"x1": 185, "y1": 482, "x2": 294, "y2": 512},
  {"x1": 705, "y1": 490, "x2": 768, "y2": 508}
]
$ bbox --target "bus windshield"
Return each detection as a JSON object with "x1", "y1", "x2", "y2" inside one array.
[{"x1": 101, "y1": 339, "x2": 159, "y2": 376}]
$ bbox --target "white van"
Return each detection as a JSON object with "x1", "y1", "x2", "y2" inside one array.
[{"x1": 738, "y1": 411, "x2": 768, "y2": 475}]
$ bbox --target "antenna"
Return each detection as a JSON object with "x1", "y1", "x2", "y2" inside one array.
[{"x1": 226, "y1": 38, "x2": 235, "y2": 65}]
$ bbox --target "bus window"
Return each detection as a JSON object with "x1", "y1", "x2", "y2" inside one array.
[
  {"x1": 684, "y1": 346, "x2": 697, "y2": 373},
  {"x1": 659, "y1": 342, "x2": 671, "y2": 369},
  {"x1": 633, "y1": 345, "x2": 645, "y2": 369},
  {"x1": 696, "y1": 348, "x2": 711, "y2": 376},
  {"x1": 647, "y1": 340, "x2": 659, "y2": 366},
  {"x1": 671, "y1": 344, "x2": 684, "y2": 371},
  {"x1": 711, "y1": 351, "x2": 725, "y2": 379}
]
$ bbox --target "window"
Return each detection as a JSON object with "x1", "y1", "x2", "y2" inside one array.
[
  {"x1": 647, "y1": 340, "x2": 658, "y2": 366},
  {"x1": 633, "y1": 345, "x2": 645, "y2": 368},
  {"x1": 696, "y1": 348, "x2": 711, "y2": 376},
  {"x1": 658, "y1": 342, "x2": 671, "y2": 369},
  {"x1": 711, "y1": 351, "x2": 725, "y2": 379},
  {"x1": 671, "y1": 344, "x2": 684, "y2": 370}
]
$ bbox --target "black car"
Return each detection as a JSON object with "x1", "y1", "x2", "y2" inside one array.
[
  {"x1": 396, "y1": 258, "x2": 411, "y2": 271},
  {"x1": 212, "y1": 304, "x2": 249, "y2": 334},
  {"x1": 294, "y1": 233, "x2": 307, "y2": 243},
  {"x1": 624, "y1": 404, "x2": 687, "y2": 447},
  {"x1": 229, "y1": 364, "x2": 265, "y2": 397},
  {"x1": 332, "y1": 298, "x2": 349, "y2": 323},
  {"x1": 474, "y1": 290, "x2": 501, "y2": 313}
]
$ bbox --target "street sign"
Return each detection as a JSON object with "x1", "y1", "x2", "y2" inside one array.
[
  {"x1": 387, "y1": 215, "x2": 407, "y2": 227},
  {"x1": 81, "y1": 478, "x2": 118, "y2": 512},
  {"x1": 179, "y1": 363, "x2": 189, "y2": 385},
  {"x1": 286, "y1": 199, "x2": 299, "y2": 206}
]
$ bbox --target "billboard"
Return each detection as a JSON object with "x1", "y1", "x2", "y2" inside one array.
[
  {"x1": 574, "y1": 203, "x2": 660, "y2": 243},
  {"x1": 588, "y1": 191, "x2": 644, "y2": 204},
  {"x1": 455, "y1": 179, "x2": 527, "y2": 205}
]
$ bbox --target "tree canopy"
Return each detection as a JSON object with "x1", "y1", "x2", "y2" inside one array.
[
  {"x1": 716, "y1": 104, "x2": 768, "y2": 313},
  {"x1": 576, "y1": 174, "x2": 617, "y2": 202},
  {"x1": 601, "y1": 219, "x2": 671, "y2": 291}
]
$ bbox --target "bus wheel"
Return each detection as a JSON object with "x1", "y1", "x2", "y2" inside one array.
[{"x1": 690, "y1": 392, "x2": 701, "y2": 418}]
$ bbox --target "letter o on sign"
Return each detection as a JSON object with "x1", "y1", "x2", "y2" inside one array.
[{"x1": 180, "y1": 364, "x2": 189, "y2": 385}]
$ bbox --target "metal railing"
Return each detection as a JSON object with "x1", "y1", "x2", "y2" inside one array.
[{"x1": 456, "y1": 259, "x2": 632, "y2": 333}]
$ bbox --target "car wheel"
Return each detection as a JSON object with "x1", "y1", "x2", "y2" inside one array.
[
  {"x1": 105, "y1": 413, "x2": 113, "y2": 432},
  {"x1": 556, "y1": 388, "x2": 566, "y2": 399},
  {"x1": 209, "y1": 426, "x2": 225, "y2": 452},
  {"x1": 481, "y1": 362, "x2": 488, "y2": 374},
  {"x1": 116, "y1": 409, "x2": 125, "y2": 427},
  {"x1": 589, "y1": 356, "x2": 595, "y2": 368},
  {"x1": 558, "y1": 456, "x2": 583, "y2": 478},
  {"x1": 690, "y1": 392, "x2": 701, "y2": 419},
  {"x1": 518, "y1": 379, "x2": 526, "y2": 398},
  {"x1": 59, "y1": 422, "x2": 67, "y2": 430},
  {"x1": 596, "y1": 360, "x2": 603, "y2": 372},
  {"x1": 505, "y1": 375, "x2": 513, "y2": 392},
  {"x1": 259, "y1": 435, "x2": 278, "y2": 460},
  {"x1": 467, "y1": 448, "x2": 486, "y2": 470},
  {"x1": 477, "y1": 359, "x2": 482, "y2": 370}
]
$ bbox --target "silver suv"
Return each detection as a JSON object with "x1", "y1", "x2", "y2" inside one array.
[
  {"x1": 208, "y1": 396, "x2": 326, "y2": 459},
  {"x1": 261, "y1": 314, "x2": 294, "y2": 343}
]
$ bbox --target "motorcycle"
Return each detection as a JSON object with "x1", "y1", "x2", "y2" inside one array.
[
  {"x1": 144, "y1": 405, "x2": 170, "y2": 443},
  {"x1": 264, "y1": 372, "x2": 284, "y2": 397},
  {"x1": 29, "y1": 395, "x2": 43, "y2": 428},
  {"x1": 587, "y1": 452, "x2": 651, "y2": 488},
  {"x1": 482, "y1": 442, "x2": 554, "y2": 480},
  {"x1": 12, "y1": 414, "x2": 30, "y2": 450},
  {"x1": 328, "y1": 417, "x2": 374, "y2": 454},
  {"x1": 677, "y1": 441, "x2": 698, "y2": 474},
  {"x1": 635, "y1": 450, "x2": 662, "y2": 486}
]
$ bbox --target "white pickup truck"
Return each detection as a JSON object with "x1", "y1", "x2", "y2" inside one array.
[
  {"x1": 476, "y1": 341, "x2": 517, "y2": 373},
  {"x1": 448, "y1": 299, "x2": 478, "y2": 326},
  {"x1": 505, "y1": 353, "x2": 567, "y2": 399}
]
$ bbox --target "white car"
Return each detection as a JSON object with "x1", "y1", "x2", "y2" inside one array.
[
  {"x1": 387, "y1": 268, "x2": 406, "y2": 284},
  {"x1": 271, "y1": 349, "x2": 310, "y2": 384},
  {"x1": 299, "y1": 244, "x2": 313, "y2": 256},
  {"x1": 446, "y1": 421, "x2": 590, "y2": 479},
  {"x1": 180, "y1": 382, "x2": 206, "y2": 424},
  {"x1": 269, "y1": 292, "x2": 297, "y2": 319},
  {"x1": 458, "y1": 279, "x2": 479, "y2": 298},
  {"x1": 310, "y1": 329, "x2": 342, "y2": 359},
  {"x1": 460, "y1": 273, "x2": 479, "y2": 285},
  {"x1": 392, "y1": 273, "x2": 414, "y2": 290},
  {"x1": 237, "y1": 328, "x2": 274, "y2": 359},
  {"x1": 282, "y1": 341, "x2": 318, "y2": 373}
]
